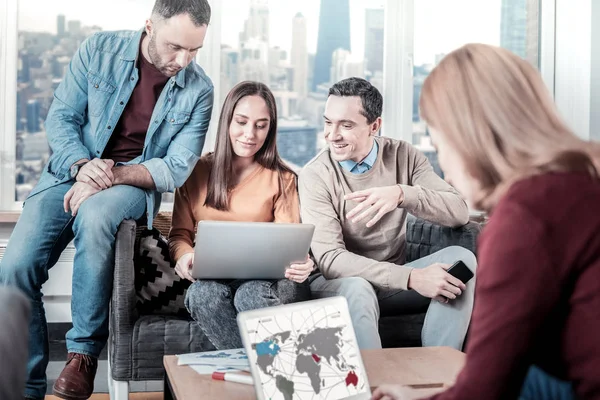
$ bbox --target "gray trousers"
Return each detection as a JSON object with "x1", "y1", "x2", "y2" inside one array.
[
  {"x1": 0, "y1": 286, "x2": 31, "y2": 400},
  {"x1": 310, "y1": 246, "x2": 477, "y2": 350}
]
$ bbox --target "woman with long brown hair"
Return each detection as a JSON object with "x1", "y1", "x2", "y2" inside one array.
[
  {"x1": 372, "y1": 44, "x2": 600, "y2": 400},
  {"x1": 168, "y1": 81, "x2": 313, "y2": 350}
]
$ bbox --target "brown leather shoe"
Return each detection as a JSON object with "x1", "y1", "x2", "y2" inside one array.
[{"x1": 52, "y1": 352, "x2": 98, "y2": 400}]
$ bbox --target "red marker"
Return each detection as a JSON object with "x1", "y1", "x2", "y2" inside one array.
[{"x1": 212, "y1": 371, "x2": 254, "y2": 386}]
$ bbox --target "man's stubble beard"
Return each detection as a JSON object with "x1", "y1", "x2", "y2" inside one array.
[{"x1": 147, "y1": 34, "x2": 170, "y2": 76}]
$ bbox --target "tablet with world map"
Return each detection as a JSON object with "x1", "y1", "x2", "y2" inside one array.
[{"x1": 237, "y1": 296, "x2": 371, "y2": 400}]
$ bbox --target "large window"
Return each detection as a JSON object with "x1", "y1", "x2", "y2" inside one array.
[
  {"x1": 218, "y1": 0, "x2": 385, "y2": 171},
  {"x1": 411, "y1": 0, "x2": 540, "y2": 177},
  {"x1": 9, "y1": 0, "x2": 385, "y2": 204},
  {"x1": 14, "y1": 0, "x2": 154, "y2": 201},
  {"x1": 0, "y1": 0, "x2": 561, "y2": 211}
]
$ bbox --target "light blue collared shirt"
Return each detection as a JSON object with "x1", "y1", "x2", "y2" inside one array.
[{"x1": 339, "y1": 140, "x2": 378, "y2": 174}]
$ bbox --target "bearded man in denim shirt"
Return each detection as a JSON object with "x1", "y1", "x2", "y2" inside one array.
[{"x1": 0, "y1": 1, "x2": 214, "y2": 398}]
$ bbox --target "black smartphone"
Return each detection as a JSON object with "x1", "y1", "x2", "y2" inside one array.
[{"x1": 447, "y1": 260, "x2": 474, "y2": 284}]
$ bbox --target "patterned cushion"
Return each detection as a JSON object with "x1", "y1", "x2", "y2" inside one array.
[{"x1": 134, "y1": 228, "x2": 190, "y2": 316}]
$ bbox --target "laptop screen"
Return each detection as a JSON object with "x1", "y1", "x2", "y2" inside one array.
[{"x1": 238, "y1": 297, "x2": 370, "y2": 400}]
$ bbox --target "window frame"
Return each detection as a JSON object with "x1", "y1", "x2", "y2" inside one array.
[
  {"x1": 539, "y1": 0, "x2": 557, "y2": 96},
  {"x1": 0, "y1": 0, "x2": 568, "y2": 213},
  {"x1": 554, "y1": 0, "x2": 595, "y2": 140},
  {"x1": 381, "y1": 0, "x2": 413, "y2": 143},
  {"x1": 383, "y1": 0, "x2": 559, "y2": 145},
  {"x1": 0, "y1": 0, "x2": 18, "y2": 212}
]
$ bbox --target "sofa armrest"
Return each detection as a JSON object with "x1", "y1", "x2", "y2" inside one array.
[
  {"x1": 109, "y1": 219, "x2": 139, "y2": 380},
  {"x1": 405, "y1": 214, "x2": 482, "y2": 263}
]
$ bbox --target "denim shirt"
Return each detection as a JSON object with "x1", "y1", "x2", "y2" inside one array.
[{"x1": 29, "y1": 29, "x2": 214, "y2": 227}]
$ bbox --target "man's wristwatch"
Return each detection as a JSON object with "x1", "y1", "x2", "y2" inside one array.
[{"x1": 70, "y1": 161, "x2": 88, "y2": 180}]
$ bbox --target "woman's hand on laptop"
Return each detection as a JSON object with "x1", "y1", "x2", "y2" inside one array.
[
  {"x1": 285, "y1": 257, "x2": 314, "y2": 283},
  {"x1": 174, "y1": 252, "x2": 196, "y2": 282}
]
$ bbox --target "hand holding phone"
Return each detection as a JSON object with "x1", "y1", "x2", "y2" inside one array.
[
  {"x1": 446, "y1": 260, "x2": 474, "y2": 284},
  {"x1": 408, "y1": 262, "x2": 467, "y2": 300}
]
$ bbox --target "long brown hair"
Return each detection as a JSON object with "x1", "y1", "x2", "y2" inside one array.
[
  {"x1": 420, "y1": 43, "x2": 600, "y2": 211},
  {"x1": 204, "y1": 81, "x2": 296, "y2": 211}
]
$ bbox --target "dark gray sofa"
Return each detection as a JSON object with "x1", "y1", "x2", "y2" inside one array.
[{"x1": 107, "y1": 214, "x2": 481, "y2": 396}]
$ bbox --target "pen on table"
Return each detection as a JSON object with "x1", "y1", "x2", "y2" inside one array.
[{"x1": 212, "y1": 371, "x2": 254, "y2": 386}]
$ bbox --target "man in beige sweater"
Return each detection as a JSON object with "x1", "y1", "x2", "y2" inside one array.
[{"x1": 298, "y1": 77, "x2": 476, "y2": 350}]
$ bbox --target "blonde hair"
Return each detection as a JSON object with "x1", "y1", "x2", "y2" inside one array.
[{"x1": 420, "y1": 43, "x2": 599, "y2": 211}]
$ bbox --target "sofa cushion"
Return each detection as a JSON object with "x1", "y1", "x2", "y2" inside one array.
[
  {"x1": 134, "y1": 228, "x2": 190, "y2": 317},
  {"x1": 405, "y1": 215, "x2": 481, "y2": 262},
  {"x1": 126, "y1": 315, "x2": 215, "y2": 380}
]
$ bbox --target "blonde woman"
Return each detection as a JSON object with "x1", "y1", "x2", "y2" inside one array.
[{"x1": 372, "y1": 44, "x2": 600, "y2": 400}]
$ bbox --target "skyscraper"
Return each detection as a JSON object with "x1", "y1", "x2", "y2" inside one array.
[
  {"x1": 500, "y1": 0, "x2": 540, "y2": 67},
  {"x1": 501, "y1": 0, "x2": 525, "y2": 58},
  {"x1": 268, "y1": 46, "x2": 286, "y2": 80},
  {"x1": 291, "y1": 13, "x2": 308, "y2": 97},
  {"x1": 277, "y1": 119, "x2": 318, "y2": 167},
  {"x1": 16, "y1": 91, "x2": 23, "y2": 132},
  {"x1": 240, "y1": 0, "x2": 269, "y2": 43},
  {"x1": 501, "y1": 0, "x2": 539, "y2": 66},
  {"x1": 238, "y1": 38, "x2": 269, "y2": 83},
  {"x1": 364, "y1": 9, "x2": 384, "y2": 75},
  {"x1": 57, "y1": 14, "x2": 66, "y2": 37},
  {"x1": 68, "y1": 20, "x2": 82, "y2": 37},
  {"x1": 413, "y1": 75, "x2": 425, "y2": 122},
  {"x1": 26, "y1": 99, "x2": 40, "y2": 133},
  {"x1": 526, "y1": 0, "x2": 540, "y2": 66},
  {"x1": 307, "y1": 53, "x2": 316, "y2": 90},
  {"x1": 312, "y1": 0, "x2": 351, "y2": 90},
  {"x1": 330, "y1": 49, "x2": 364, "y2": 84},
  {"x1": 18, "y1": 52, "x2": 31, "y2": 83},
  {"x1": 220, "y1": 46, "x2": 239, "y2": 101}
]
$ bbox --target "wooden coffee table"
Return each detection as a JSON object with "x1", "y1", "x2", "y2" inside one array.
[{"x1": 164, "y1": 346, "x2": 465, "y2": 399}]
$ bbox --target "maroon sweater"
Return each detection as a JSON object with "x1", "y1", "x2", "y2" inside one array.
[
  {"x1": 429, "y1": 172, "x2": 600, "y2": 400},
  {"x1": 103, "y1": 34, "x2": 169, "y2": 162}
]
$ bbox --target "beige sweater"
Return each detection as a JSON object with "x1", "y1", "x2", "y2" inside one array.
[{"x1": 298, "y1": 136, "x2": 469, "y2": 291}]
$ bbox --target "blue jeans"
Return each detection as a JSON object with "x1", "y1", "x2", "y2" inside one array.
[
  {"x1": 0, "y1": 182, "x2": 146, "y2": 399},
  {"x1": 309, "y1": 246, "x2": 477, "y2": 350},
  {"x1": 520, "y1": 365, "x2": 576, "y2": 400},
  {"x1": 185, "y1": 279, "x2": 311, "y2": 350}
]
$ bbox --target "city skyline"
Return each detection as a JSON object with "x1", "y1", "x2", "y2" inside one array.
[
  {"x1": 13, "y1": 0, "x2": 536, "y2": 201},
  {"x1": 313, "y1": 0, "x2": 351, "y2": 90},
  {"x1": 17, "y1": 0, "x2": 511, "y2": 66}
]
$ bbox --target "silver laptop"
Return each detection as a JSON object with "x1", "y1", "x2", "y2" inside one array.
[
  {"x1": 191, "y1": 220, "x2": 315, "y2": 280},
  {"x1": 238, "y1": 296, "x2": 371, "y2": 400}
]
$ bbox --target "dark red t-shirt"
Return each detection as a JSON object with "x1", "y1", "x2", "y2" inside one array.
[{"x1": 103, "y1": 35, "x2": 169, "y2": 162}]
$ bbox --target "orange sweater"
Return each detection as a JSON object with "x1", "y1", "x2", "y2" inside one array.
[{"x1": 169, "y1": 155, "x2": 300, "y2": 262}]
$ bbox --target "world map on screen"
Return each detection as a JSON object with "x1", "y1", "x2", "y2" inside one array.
[{"x1": 243, "y1": 303, "x2": 368, "y2": 400}]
